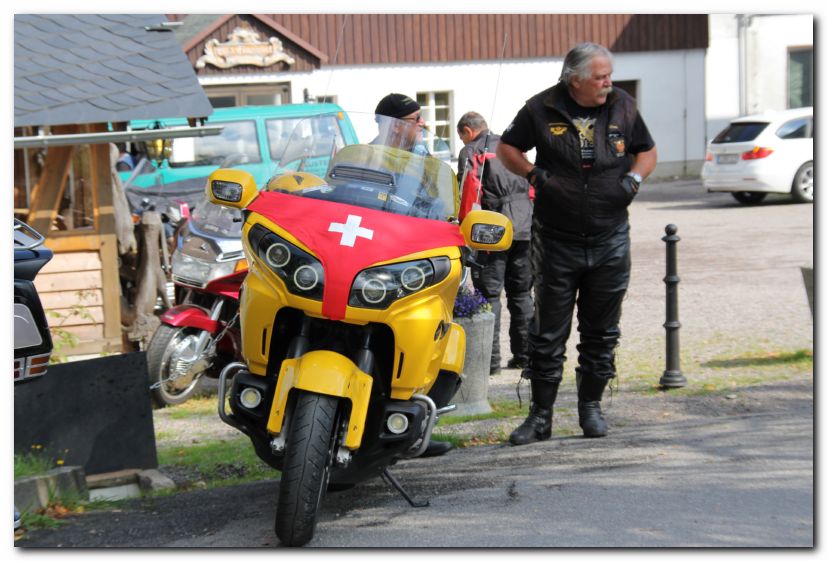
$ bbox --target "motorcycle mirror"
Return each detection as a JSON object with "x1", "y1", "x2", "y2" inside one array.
[
  {"x1": 207, "y1": 169, "x2": 259, "y2": 209},
  {"x1": 460, "y1": 209, "x2": 513, "y2": 252}
]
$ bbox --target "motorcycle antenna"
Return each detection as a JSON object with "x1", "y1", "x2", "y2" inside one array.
[
  {"x1": 322, "y1": 14, "x2": 350, "y2": 102},
  {"x1": 473, "y1": 32, "x2": 510, "y2": 208}
]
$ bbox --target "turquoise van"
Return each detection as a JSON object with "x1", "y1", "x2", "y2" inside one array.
[{"x1": 120, "y1": 104, "x2": 358, "y2": 211}]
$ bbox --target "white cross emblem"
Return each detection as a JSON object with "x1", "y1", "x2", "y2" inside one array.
[{"x1": 328, "y1": 215, "x2": 374, "y2": 247}]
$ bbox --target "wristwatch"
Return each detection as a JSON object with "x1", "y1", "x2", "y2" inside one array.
[{"x1": 627, "y1": 171, "x2": 643, "y2": 184}]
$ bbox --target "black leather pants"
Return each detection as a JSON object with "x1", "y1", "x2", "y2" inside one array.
[
  {"x1": 523, "y1": 222, "x2": 631, "y2": 383},
  {"x1": 472, "y1": 239, "x2": 534, "y2": 368}
]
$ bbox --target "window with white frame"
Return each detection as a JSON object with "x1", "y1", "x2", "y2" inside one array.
[
  {"x1": 205, "y1": 83, "x2": 292, "y2": 107},
  {"x1": 788, "y1": 47, "x2": 813, "y2": 109},
  {"x1": 416, "y1": 91, "x2": 453, "y2": 155}
]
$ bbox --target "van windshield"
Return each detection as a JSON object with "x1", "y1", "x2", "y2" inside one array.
[
  {"x1": 169, "y1": 120, "x2": 262, "y2": 168},
  {"x1": 266, "y1": 114, "x2": 348, "y2": 164}
]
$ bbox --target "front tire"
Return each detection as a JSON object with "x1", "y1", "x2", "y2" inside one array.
[
  {"x1": 732, "y1": 191, "x2": 767, "y2": 205},
  {"x1": 275, "y1": 392, "x2": 339, "y2": 547},
  {"x1": 146, "y1": 324, "x2": 207, "y2": 408},
  {"x1": 791, "y1": 161, "x2": 814, "y2": 203}
]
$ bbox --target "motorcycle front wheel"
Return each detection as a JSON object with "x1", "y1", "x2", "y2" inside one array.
[
  {"x1": 146, "y1": 324, "x2": 207, "y2": 408},
  {"x1": 275, "y1": 391, "x2": 339, "y2": 547}
]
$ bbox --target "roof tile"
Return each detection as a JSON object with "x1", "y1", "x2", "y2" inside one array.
[{"x1": 14, "y1": 14, "x2": 212, "y2": 127}]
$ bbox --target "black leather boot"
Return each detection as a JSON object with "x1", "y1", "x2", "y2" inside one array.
[
  {"x1": 577, "y1": 372, "x2": 609, "y2": 438},
  {"x1": 420, "y1": 439, "x2": 453, "y2": 457},
  {"x1": 509, "y1": 379, "x2": 559, "y2": 445}
]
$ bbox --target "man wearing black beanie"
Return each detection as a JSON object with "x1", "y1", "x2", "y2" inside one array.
[
  {"x1": 372, "y1": 93, "x2": 430, "y2": 157},
  {"x1": 375, "y1": 93, "x2": 421, "y2": 120}
]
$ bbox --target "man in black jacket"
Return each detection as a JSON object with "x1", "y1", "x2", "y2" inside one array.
[
  {"x1": 457, "y1": 111, "x2": 534, "y2": 375},
  {"x1": 497, "y1": 42, "x2": 657, "y2": 444}
]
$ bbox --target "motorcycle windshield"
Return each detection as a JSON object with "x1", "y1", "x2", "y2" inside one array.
[
  {"x1": 275, "y1": 113, "x2": 458, "y2": 222},
  {"x1": 190, "y1": 193, "x2": 244, "y2": 238}
]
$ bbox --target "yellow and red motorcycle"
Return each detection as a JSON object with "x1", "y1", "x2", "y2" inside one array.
[{"x1": 208, "y1": 113, "x2": 511, "y2": 546}]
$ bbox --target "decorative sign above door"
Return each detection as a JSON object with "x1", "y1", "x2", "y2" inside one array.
[{"x1": 196, "y1": 22, "x2": 296, "y2": 69}]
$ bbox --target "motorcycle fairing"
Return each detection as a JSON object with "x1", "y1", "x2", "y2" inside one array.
[
  {"x1": 439, "y1": 321, "x2": 467, "y2": 375},
  {"x1": 247, "y1": 191, "x2": 465, "y2": 321}
]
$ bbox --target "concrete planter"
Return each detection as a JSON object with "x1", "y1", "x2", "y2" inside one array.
[{"x1": 452, "y1": 311, "x2": 495, "y2": 416}]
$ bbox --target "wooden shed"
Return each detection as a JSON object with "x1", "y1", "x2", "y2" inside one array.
[{"x1": 14, "y1": 14, "x2": 215, "y2": 357}]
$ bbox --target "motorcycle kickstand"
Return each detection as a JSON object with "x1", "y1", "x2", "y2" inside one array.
[{"x1": 381, "y1": 468, "x2": 429, "y2": 508}]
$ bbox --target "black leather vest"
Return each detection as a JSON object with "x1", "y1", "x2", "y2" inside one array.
[{"x1": 525, "y1": 83, "x2": 639, "y2": 235}]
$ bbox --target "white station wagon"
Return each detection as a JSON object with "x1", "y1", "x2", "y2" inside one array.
[{"x1": 702, "y1": 107, "x2": 813, "y2": 204}]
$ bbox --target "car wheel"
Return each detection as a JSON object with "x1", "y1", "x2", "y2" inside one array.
[
  {"x1": 790, "y1": 161, "x2": 813, "y2": 203},
  {"x1": 732, "y1": 192, "x2": 767, "y2": 205}
]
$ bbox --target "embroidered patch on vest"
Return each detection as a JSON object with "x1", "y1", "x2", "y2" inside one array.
[
  {"x1": 548, "y1": 123, "x2": 568, "y2": 136},
  {"x1": 608, "y1": 131, "x2": 626, "y2": 157}
]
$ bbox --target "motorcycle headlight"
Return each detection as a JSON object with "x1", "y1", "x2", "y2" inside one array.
[
  {"x1": 349, "y1": 257, "x2": 451, "y2": 309},
  {"x1": 172, "y1": 251, "x2": 236, "y2": 288},
  {"x1": 249, "y1": 224, "x2": 325, "y2": 300}
]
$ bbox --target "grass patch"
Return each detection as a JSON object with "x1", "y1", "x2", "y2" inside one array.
[
  {"x1": 162, "y1": 396, "x2": 219, "y2": 420},
  {"x1": 440, "y1": 398, "x2": 525, "y2": 425},
  {"x1": 20, "y1": 510, "x2": 64, "y2": 531},
  {"x1": 702, "y1": 349, "x2": 812, "y2": 369},
  {"x1": 435, "y1": 400, "x2": 583, "y2": 447},
  {"x1": 16, "y1": 490, "x2": 118, "y2": 534},
  {"x1": 157, "y1": 436, "x2": 275, "y2": 487},
  {"x1": 620, "y1": 347, "x2": 812, "y2": 395},
  {"x1": 155, "y1": 430, "x2": 175, "y2": 442},
  {"x1": 14, "y1": 444, "x2": 74, "y2": 478},
  {"x1": 14, "y1": 453, "x2": 54, "y2": 478}
]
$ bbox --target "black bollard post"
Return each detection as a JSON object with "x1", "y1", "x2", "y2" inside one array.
[{"x1": 659, "y1": 224, "x2": 687, "y2": 388}]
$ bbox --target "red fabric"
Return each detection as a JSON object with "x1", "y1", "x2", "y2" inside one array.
[
  {"x1": 458, "y1": 152, "x2": 496, "y2": 221},
  {"x1": 248, "y1": 191, "x2": 465, "y2": 320}
]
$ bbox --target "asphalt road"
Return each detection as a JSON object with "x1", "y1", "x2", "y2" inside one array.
[
  {"x1": 19, "y1": 381, "x2": 813, "y2": 548},
  {"x1": 18, "y1": 179, "x2": 814, "y2": 549}
]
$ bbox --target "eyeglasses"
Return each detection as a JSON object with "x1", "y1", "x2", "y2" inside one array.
[{"x1": 401, "y1": 113, "x2": 424, "y2": 123}]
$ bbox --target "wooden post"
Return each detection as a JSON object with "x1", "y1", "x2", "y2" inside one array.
[
  {"x1": 90, "y1": 134, "x2": 124, "y2": 345},
  {"x1": 28, "y1": 141, "x2": 75, "y2": 234}
]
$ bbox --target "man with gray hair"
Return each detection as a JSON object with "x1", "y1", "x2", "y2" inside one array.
[
  {"x1": 457, "y1": 111, "x2": 533, "y2": 375},
  {"x1": 497, "y1": 42, "x2": 657, "y2": 445}
]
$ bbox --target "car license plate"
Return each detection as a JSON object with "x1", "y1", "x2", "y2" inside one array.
[{"x1": 717, "y1": 154, "x2": 739, "y2": 164}]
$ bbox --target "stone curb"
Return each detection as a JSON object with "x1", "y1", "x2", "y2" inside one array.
[
  {"x1": 14, "y1": 466, "x2": 88, "y2": 512},
  {"x1": 137, "y1": 469, "x2": 176, "y2": 492},
  {"x1": 14, "y1": 467, "x2": 177, "y2": 513}
]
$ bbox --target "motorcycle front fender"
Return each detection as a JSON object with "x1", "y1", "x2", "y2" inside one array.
[
  {"x1": 160, "y1": 304, "x2": 219, "y2": 333},
  {"x1": 267, "y1": 350, "x2": 373, "y2": 449}
]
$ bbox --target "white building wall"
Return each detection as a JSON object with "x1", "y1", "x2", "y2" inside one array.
[
  {"x1": 705, "y1": 14, "x2": 813, "y2": 140},
  {"x1": 747, "y1": 14, "x2": 813, "y2": 112},
  {"x1": 705, "y1": 14, "x2": 741, "y2": 142},
  {"x1": 201, "y1": 49, "x2": 707, "y2": 179}
]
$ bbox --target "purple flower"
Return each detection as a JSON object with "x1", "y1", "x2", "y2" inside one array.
[{"x1": 453, "y1": 288, "x2": 490, "y2": 318}]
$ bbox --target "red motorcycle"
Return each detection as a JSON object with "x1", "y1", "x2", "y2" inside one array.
[{"x1": 145, "y1": 195, "x2": 245, "y2": 407}]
